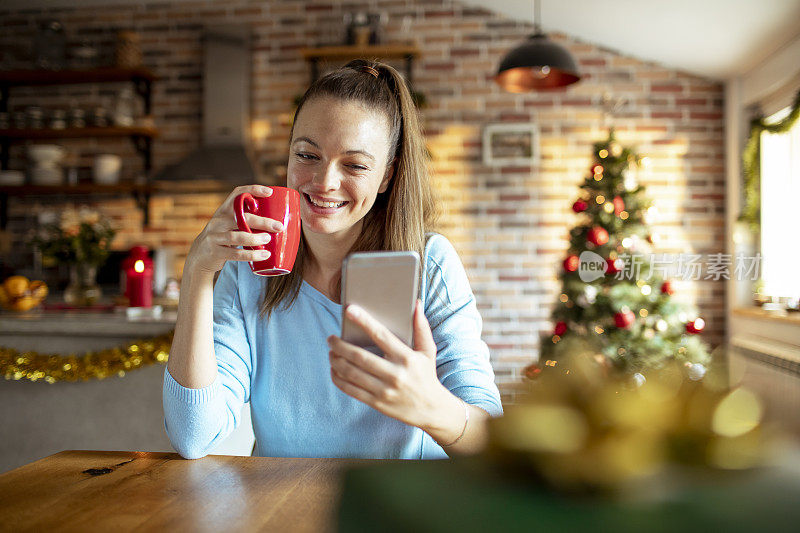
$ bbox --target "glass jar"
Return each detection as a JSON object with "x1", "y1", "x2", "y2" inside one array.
[
  {"x1": 63, "y1": 263, "x2": 102, "y2": 307},
  {"x1": 113, "y1": 87, "x2": 135, "y2": 127},
  {"x1": 50, "y1": 109, "x2": 67, "y2": 129},
  {"x1": 26, "y1": 106, "x2": 44, "y2": 129},
  {"x1": 12, "y1": 110, "x2": 26, "y2": 129},
  {"x1": 91, "y1": 106, "x2": 108, "y2": 127},
  {"x1": 69, "y1": 107, "x2": 86, "y2": 128},
  {"x1": 34, "y1": 19, "x2": 67, "y2": 70}
]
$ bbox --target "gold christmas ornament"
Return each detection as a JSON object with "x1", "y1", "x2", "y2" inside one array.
[
  {"x1": 488, "y1": 349, "x2": 777, "y2": 494},
  {"x1": 1, "y1": 331, "x2": 173, "y2": 383}
]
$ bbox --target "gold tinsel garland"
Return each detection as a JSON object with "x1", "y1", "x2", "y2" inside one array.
[{"x1": 1, "y1": 331, "x2": 173, "y2": 383}]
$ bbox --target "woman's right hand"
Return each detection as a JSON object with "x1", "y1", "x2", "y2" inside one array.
[{"x1": 184, "y1": 184, "x2": 285, "y2": 277}]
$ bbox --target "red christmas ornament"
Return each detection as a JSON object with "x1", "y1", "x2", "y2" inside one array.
[
  {"x1": 523, "y1": 363, "x2": 542, "y2": 380},
  {"x1": 563, "y1": 255, "x2": 580, "y2": 272},
  {"x1": 587, "y1": 226, "x2": 609, "y2": 246},
  {"x1": 572, "y1": 200, "x2": 588, "y2": 213},
  {"x1": 614, "y1": 309, "x2": 636, "y2": 329},
  {"x1": 554, "y1": 321, "x2": 568, "y2": 336},
  {"x1": 606, "y1": 257, "x2": 623, "y2": 274},
  {"x1": 686, "y1": 318, "x2": 705, "y2": 334},
  {"x1": 613, "y1": 195, "x2": 625, "y2": 216},
  {"x1": 661, "y1": 281, "x2": 674, "y2": 295}
]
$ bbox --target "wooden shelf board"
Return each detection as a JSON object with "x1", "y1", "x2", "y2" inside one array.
[
  {"x1": 0, "y1": 183, "x2": 148, "y2": 195},
  {"x1": 0, "y1": 126, "x2": 158, "y2": 139},
  {"x1": 0, "y1": 181, "x2": 232, "y2": 196},
  {"x1": 300, "y1": 44, "x2": 420, "y2": 60},
  {"x1": 0, "y1": 67, "x2": 156, "y2": 86}
]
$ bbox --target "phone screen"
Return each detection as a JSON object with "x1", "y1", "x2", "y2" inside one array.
[{"x1": 341, "y1": 251, "x2": 420, "y2": 356}]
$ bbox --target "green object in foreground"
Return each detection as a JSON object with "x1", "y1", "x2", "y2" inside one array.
[{"x1": 337, "y1": 455, "x2": 800, "y2": 532}]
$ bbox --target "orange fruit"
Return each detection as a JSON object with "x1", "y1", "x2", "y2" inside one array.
[
  {"x1": 29, "y1": 280, "x2": 48, "y2": 300},
  {"x1": 3, "y1": 276, "x2": 30, "y2": 298},
  {"x1": 10, "y1": 296, "x2": 39, "y2": 312}
]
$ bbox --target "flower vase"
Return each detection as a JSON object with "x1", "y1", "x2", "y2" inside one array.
[{"x1": 64, "y1": 263, "x2": 102, "y2": 307}]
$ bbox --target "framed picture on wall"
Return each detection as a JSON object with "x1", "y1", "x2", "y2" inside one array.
[{"x1": 482, "y1": 123, "x2": 539, "y2": 166}]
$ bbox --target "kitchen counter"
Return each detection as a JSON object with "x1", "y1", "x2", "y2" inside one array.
[{"x1": 0, "y1": 305, "x2": 255, "y2": 475}]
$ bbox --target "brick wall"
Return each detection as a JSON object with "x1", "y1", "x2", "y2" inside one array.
[{"x1": 0, "y1": 0, "x2": 726, "y2": 402}]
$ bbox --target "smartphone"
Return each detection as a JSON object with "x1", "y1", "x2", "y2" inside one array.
[{"x1": 341, "y1": 251, "x2": 420, "y2": 356}]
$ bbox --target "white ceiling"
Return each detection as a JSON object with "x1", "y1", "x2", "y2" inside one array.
[
  {"x1": 5, "y1": 0, "x2": 800, "y2": 80},
  {"x1": 464, "y1": 0, "x2": 800, "y2": 80}
]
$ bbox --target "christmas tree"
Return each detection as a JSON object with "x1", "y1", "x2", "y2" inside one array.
[{"x1": 530, "y1": 130, "x2": 711, "y2": 383}]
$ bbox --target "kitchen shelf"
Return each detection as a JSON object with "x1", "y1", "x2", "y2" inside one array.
[
  {"x1": 0, "y1": 180, "x2": 232, "y2": 230},
  {"x1": 0, "y1": 67, "x2": 159, "y2": 227},
  {"x1": 0, "y1": 66, "x2": 156, "y2": 114},
  {"x1": 299, "y1": 44, "x2": 420, "y2": 85}
]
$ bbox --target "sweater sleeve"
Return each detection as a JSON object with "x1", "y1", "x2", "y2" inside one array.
[
  {"x1": 423, "y1": 234, "x2": 503, "y2": 418},
  {"x1": 162, "y1": 260, "x2": 253, "y2": 459}
]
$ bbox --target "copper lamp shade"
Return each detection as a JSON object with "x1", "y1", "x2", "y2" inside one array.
[{"x1": 495, "y1": 32, "x2": 581, "y2": 92}]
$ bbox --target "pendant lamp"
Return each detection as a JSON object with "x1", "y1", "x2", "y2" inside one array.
[{"x1": 495, "y1": 0, "x2": 580, "y2": 92}]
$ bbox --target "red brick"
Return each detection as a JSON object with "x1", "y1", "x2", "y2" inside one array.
[{"x1": 651, "y1": 84, "x2": 684, "y2": 92}]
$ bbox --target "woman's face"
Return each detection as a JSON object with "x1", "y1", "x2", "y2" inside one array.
[{"x1": 288, "y1": 96, "x2": 394, "y2": 241}]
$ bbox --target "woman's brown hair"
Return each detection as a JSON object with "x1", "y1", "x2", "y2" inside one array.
[{"x1": 259, "y1": 59, "x2": 439, "y2": 319}]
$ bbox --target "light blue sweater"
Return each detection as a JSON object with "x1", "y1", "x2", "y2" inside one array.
[{"x1": 163, "y1": 233, "x2": 503, "y2": 460}]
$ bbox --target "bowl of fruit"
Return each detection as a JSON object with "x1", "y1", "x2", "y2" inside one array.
[{"x1": 0, "y1": 276, "x2": 49, "y2": 312}]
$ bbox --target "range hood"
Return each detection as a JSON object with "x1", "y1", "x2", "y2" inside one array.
[{"x1": 154, "y1": 26, "x2": 255, "y2": 183}]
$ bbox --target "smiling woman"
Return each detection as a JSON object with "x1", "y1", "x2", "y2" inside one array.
[{"x1": 162, "y1": 60, "x2": 503, "y2": 461}]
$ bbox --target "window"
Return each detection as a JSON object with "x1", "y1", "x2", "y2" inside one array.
[{"x1": 760, "y1": 108, "x2": 800, "y2": 298}]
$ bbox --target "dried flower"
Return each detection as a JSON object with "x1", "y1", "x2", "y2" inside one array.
[{"x1": 32, "y1": 206, "x2": 117, "y2": 267}]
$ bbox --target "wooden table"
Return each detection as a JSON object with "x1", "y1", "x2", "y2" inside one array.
[{"x1": 0, "y1": 450, "x2": 367, "y2": 532}]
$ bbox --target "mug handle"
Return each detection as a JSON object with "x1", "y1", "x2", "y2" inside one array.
[{"x1": 233, "y1": 193, "x2": 264, "y2": 251}]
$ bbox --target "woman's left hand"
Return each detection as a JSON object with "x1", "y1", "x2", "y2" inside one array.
[{"x1": 327, "y1": 299, "x2": 449, "y2": 430}]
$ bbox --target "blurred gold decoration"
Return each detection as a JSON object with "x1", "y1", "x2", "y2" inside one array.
[
  {"x1": 488, "y1": 344, "x2": 777, "y2": 493},
  {"x1": 1, "y1": 331, "x2": 173, "y2": 383}
]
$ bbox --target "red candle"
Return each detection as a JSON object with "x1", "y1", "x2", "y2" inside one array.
[{"x1": 123, "y1": 245, "x2": 153, "y2": 307}]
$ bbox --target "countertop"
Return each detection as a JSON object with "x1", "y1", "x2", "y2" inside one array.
[{"x1": 0, "y1": 307, "x2": 176, "y2": 337}]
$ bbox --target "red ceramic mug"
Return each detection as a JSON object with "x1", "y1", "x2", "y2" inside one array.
[{"x1": 233, "y1": 187, "x2": 302, "y2": 276}]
